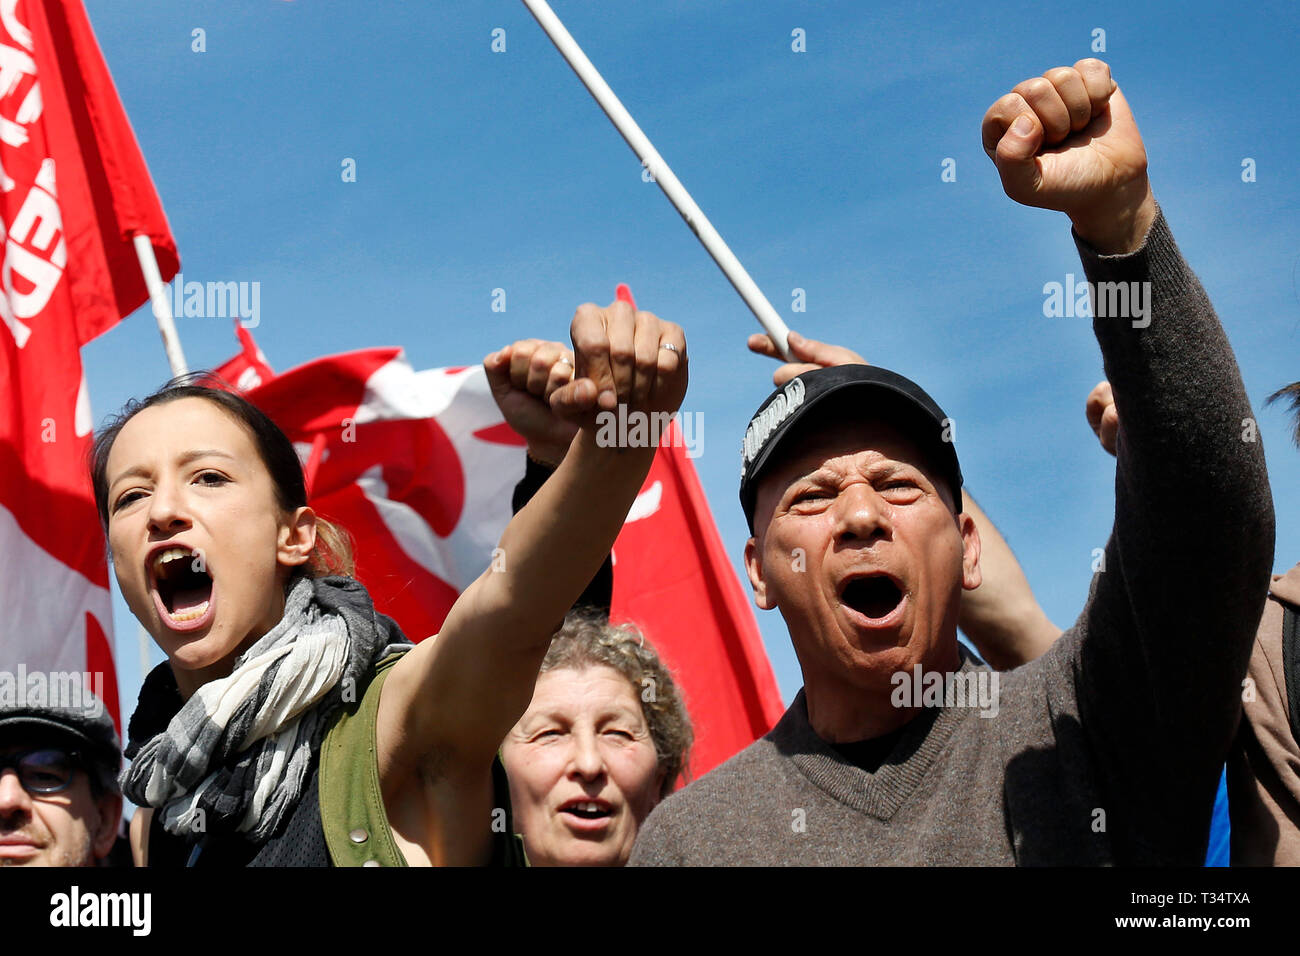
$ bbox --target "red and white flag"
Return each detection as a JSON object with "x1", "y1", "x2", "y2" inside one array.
[
  {"x1": 216, "y1": 335, "x2": 785, "y2": 777},
  {"x1": 0, "y1": 0, "x2": 179, "y2": 733}
]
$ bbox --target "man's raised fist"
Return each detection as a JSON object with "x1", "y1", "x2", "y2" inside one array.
[{"x1": 982, "y1": 59, "x2": 1156, "y2": 254}]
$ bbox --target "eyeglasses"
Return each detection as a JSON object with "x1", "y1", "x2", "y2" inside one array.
[{"x1": 0, "y1": 748, "x2": 84, "y2": 795}]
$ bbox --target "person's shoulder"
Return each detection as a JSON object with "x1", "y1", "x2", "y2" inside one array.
[
  {"x1": 1244, "y1": 565, "x2": 1300, "y2": 682},
  {"x1": 679, "y1": 733, "x2": 786, "y2": 800},
  {"x1": 629, "y1": 730, "x2": 791, "y2": 865}
]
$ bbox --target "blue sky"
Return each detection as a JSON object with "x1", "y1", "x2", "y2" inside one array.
[{"x1": 80, "y1": 0, "x2": 1300, "y2": 714}]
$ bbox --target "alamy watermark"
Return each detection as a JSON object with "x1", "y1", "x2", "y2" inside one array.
[
  {"x1": 157, "y1": 272, "x2": 261, "y2": 328},
  {"x1": 890, "y1": 663, "x2": 999, "y2": 718},
  {"x1": 0, "y1": 667, "x2": 105, "y2": 717},
  {"x1": 1042, "y1": 274, "x2": 1151, "y2": 328},
  {"x1": 595, "y1": 406, "x2": 703, "y2": 458},
  {"x1": 49, "y1": 886, "x2": 151, "y2": 936}
]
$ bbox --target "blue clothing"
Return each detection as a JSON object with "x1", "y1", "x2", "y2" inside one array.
[{"x1": 1205, "y1": 767, "x2": 1230, "y2": 866}]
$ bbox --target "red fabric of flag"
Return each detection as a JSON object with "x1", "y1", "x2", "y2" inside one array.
[
  {"x1": 609, "y1": 422, "x2": 785, "y2": 776},
  {"x1": 23, "y1": 0, "x2": 178, "y2": 343},
  {"x1": 211, "y1": 320, "x2": 275, "y2": 392},
  {"x1": 0, "y1": 0, "x2": 179, "y2": 735}
]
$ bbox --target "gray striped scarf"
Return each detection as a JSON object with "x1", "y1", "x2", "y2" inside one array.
[{"x1": 122, "y1": 575, "x2": 411, "y2": 844}]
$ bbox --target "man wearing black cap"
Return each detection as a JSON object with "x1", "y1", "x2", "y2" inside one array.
[
  {"x1": 0, "y1": 691, "x2": 124, "y2": 866},
  {"x1": 630, "y1": 59, "x2": 1274, "y2": 865}
]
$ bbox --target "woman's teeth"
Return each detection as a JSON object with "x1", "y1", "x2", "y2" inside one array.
[
  {"x1": 152, "y1": 546, "x2": 192, "y2": 575},
  {"x1": 170, "y1": 600, "x2": 210, "y2": 622},
  {"x1": 151, "y1": 546, "x2": 212, "y2": 622}
]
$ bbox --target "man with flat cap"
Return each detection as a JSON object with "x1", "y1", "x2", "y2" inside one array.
[
  {"x1": 630, "y1": 59, "x2": 1274, "y2": 865},
  {"x1": 0, "y1": 690, "x2": 124, "y2": 866}
]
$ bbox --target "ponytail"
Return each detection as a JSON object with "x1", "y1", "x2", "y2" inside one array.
[{"x1": 306, "y1": 516, "x2": 356, "y2": 579}]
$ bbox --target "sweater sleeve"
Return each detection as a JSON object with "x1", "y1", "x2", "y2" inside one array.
[{"x1": 1047, "y1": 208, "x2": 1275, "y2": 862}]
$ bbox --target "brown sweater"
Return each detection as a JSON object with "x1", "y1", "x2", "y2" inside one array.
[
  {"x1": 630, "y1": 210, "x2": 1275, "y2": 866},
  {"x1": 1228, "y1": 564, "x2": 1300, "y2": 865}
]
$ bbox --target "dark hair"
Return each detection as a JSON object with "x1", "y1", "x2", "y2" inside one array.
[
  {"x1": 539, "y1": 610, "x2": 693, "y2": 799},
  {"x1": 89, "y1": 376, "x2": 354, "y2": 578},
  {"x1": 1267, "y1": 381, "x2": 1300, "y2": 447}
]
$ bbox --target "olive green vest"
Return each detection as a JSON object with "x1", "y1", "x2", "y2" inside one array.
[{"x1": 318, "y1": 652, "x2": 528, "y2": 866}]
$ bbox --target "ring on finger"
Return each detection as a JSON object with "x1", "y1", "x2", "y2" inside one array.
[{"x1": 659, "y1": 343, "x2": 681, "y2": 355}]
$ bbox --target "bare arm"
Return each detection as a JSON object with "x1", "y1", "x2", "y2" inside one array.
[
  {"x1": 959, "y1": 379, "x2": 1121, "y2": 669},
  {"x1": 129, "y1": 807, "x2": 150, "y2": 867}
]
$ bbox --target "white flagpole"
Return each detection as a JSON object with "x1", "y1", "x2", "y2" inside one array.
[
  {"x1": 131, "y1": 231, "x2": 187, "y2": 675},
  {"x1": 521, "y1": 0, "x2": 795, "y2": 361},
  {"x1": 133, "y1": 232, "x2": 188, "y2": 377}
]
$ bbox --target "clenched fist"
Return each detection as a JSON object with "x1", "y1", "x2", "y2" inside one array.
[
  {"x1": 982, "y1": 59, "x2": 1156, "y2": 254},
  {"x1": 547, "y1": 299, "x2": 688, "y2": 432},
  {"x1": 483, "y1": 339, "x2": 580, "y2": 466}
]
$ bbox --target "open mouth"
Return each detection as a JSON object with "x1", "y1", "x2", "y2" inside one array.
[
  {"x1": 560, "y1": 800, "x2": 612, "y2": 821},
  {"x1": 150, "y1": 546, "x2": 214, "y2": 627},
  {"x1": 840, "y1": 575, "x2": 904, "y2": 621}
]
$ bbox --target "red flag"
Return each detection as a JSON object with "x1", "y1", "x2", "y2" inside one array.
[
  {"x1": 0, "y1": 0, "x2": 179, "y2": 734},
  {"x1": 220, "y1": 332, "x2": 784, "y2": 777},
  {"x1": 609, "y1": 422, "x2": 785, "y2": 776},
  {"x1": 212, "y1": 320, "x2": 274, "y2": 392}
]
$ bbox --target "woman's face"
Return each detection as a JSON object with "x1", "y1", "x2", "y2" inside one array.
[
  {"x1": 103, "y1": 397, "x2": 314, "y2": 696},
  {"x1": 501, "y1": 665, "x2": 665, "y2": 867}
]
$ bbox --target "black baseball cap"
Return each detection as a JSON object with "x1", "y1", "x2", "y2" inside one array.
[
  {"x1": 0, "y1": 692, "x2": 122, "y2": 793},
  {"x1": 739, "y1": 365, "x2": 963, "y2": 532}
]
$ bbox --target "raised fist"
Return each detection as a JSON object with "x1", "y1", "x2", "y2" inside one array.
[
  {"x1": 547, "y1": 299, "x2": 688, "y2": 432},
  {"x1": 483, "y1": 339, "x2": 580, "y2": 466},
  {"x1": 982, "y1": 59, "x2": 1155, "y2": 253}
]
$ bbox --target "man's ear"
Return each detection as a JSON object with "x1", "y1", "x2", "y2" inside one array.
[
  {"x1": 92, "y1": 790, "x2": 123, "y2": 861},
  {"x1": 744, "y1": 536, "x2": 775, "y2": 610},
  {"x1": 958, "y1": 511, "x2": 982, "y2": 591},
  {"x1": 278, "y1": 506, "x2": 318, "y2": 568}
]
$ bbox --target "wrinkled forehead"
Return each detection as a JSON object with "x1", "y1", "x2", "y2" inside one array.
[
  {"x1": 527, "y1": 664, "x2": 645, "y2": 715},
  {"x1": 753, "y1": 413, "x2": 953, "y2": 527}
]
